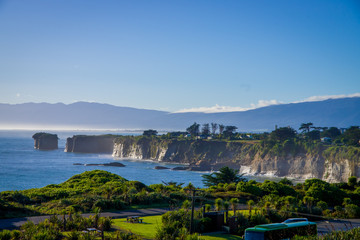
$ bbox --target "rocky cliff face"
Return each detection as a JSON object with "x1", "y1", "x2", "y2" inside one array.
[
  {"x1": 32, "y1": 132, "x2": 58, "y2": 150},
  {"x1": 65, "y1": 135, "x2": 116, "y2": 153},
  {"x1": 112, "y1": 137, "x2": 360, "y2": 182}
]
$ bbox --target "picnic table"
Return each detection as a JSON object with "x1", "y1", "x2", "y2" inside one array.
[{"x1": 126, "y1": 216, "x2": 143, "y2": 223}]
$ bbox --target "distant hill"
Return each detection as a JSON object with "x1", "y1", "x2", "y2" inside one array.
[{"x1": 0, "y1": 98, "x2": 359, "y2": 132}]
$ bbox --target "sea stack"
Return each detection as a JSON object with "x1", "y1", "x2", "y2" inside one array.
[
  {"x1": 32, "y1": 132, "x2": 59, "y2": 150},
  {"x1": 65, "y1": 135, "x2": 116, "y2": 153}
]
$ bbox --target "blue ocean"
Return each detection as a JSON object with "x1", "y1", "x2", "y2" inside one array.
[{"x1": 0, "y1": 130, "x2": 208, "y2": 192}]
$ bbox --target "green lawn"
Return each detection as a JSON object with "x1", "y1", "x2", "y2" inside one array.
[
  {"x1": 113, "y1": 215, "x2": 162, "y2": 239},
  {"x1": 113, "y1": 215, "x2": 244, "y2": 240}
]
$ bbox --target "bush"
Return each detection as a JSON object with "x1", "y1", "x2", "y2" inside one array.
[
  {"x1": 345, "y1": 204, "x2": 360, "y2": 218},
  {"x1": 0, "y1": 230, "x2": 11, "y2": 240}
]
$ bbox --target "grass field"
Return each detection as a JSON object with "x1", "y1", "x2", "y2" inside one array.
[
  {"x1": 113, "y1": 215, "x2": 162, "y2": 239},
  {"x1": 113, "y1": 215, "x2": 244, "y2": 240}
]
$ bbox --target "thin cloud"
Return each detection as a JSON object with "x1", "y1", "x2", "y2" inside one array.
[
  {"x1": 174, "y1": 104, "x2": 250, "y2": 113},
  {"x1": 295, "y1": 93, "x2": 360, "y2": 103},
  {"x1": 173, "y1": 93, "x2": 360, "y2": 113},
  {"x1": 250, "y1": 99, "x2": 283, "y2": 108}
]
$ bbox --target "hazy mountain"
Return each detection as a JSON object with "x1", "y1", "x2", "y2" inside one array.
[{"x1": 0, "y1": 98, "x2": 359, "y2": 132}]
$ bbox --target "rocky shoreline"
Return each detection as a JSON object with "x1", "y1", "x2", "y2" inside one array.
[{"x1": 34, "y1": 133, "x2": 360, "y2": 183}]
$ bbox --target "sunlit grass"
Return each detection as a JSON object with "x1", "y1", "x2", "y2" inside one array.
[{"x1": 112, "y1": 215, "x2": 162, "y2": 239}]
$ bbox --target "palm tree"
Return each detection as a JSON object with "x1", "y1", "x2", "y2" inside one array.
[
  {"x1": 93, "y1": 207, "x2": 101, "y2": 228},
  {"x1": 229, "y1": 198, "x2": 239, "y2": 216},
  {"x1": 247, "y1": 200, "x2": 255, "y2": 219},
  {"x1": 303, "y1": 196, "x2": 314, "y2": 213},
  {"x1": 202, "y1": 166, "x2": 246, "y2": 187},
  {"x1": 68, "y1": 206, "x2": 75, "y2": 221},
  {"x1": 299, "y1": 122, "x2": 314, "y2": 133},
  {"x1": 215, "y1": 198, "x2": 223, "y2": 212},
  {"x1": 264, "y1": 201, "x2": 271, "y2": 216},
  {"x1": 223, "y1": 201, "x2": 230, "y2": 223},
  {"x1": 205, "y1": 204, "x2": 212, "y2": 212},
  {"x1": 219, "y1": 124, "x2": 225, "y2": 135}
]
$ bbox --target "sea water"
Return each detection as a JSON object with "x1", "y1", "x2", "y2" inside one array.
[
  {"x1": 0, "y1": 130, "x2": 286, "y2": 192},
  {"x1": 0, "y1": 130, "x2": 208, "y2": 192}
]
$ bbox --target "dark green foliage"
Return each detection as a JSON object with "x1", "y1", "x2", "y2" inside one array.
[
  {"x1": 299, "y1": 123, "x2": 314, "y2": 133},
  {"x1": 341, "y1": 126, "x2": 360, "y2": 146},
  {"x1": 344, "y1": 204, "x2": 360, "y2": 218},
  {"x1": 260, "y1": 180, "x2": 296, "y2": 197},
  {"x1": 143, "y1": 129, "x2": 158, "y2": 136},
  {"x1": 155, "y1": 209, "x2": 191, "y2": 239},
  {"x1": 236, "y1": 181, "x2": 262, "y2": 196},
  {"x1": 304, "y1": 179, "x2": 346, "y2": 206},
  {"x1": 223, "y1": 126, "x2": 238, "y2": 138},
  {"x1": 0, "y1": 170, "x2": 183, "y2": 218},
  {"x1": 202, "y1": 166, "x2": 246, "y2": 187},
  {"x1": 348, "y1": 176, "x2": 357, "y2": 188},
  {"x1": 201, "y1": 123, "x2": 210, "y2": 136},
  {"x1": 305, "y1": 130, "x2": 320, "y2": 140},
  {"x1": 32, "y1": 132, "x2": 58, "y2": 140},
  {"x1": 321, "y1": 127, "x2": 341, "y2": 139},
  {"x1": 186, "y1": 122, "x2": 200, "y2": 136},
  {"x1": 271, "y1": 127, "x2": 296, "y2": 141},
  {"x1": 279, "y1": 178, "x2": 293, "y2": 186}
]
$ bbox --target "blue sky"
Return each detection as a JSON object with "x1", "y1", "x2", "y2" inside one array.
[{"x1": 0, "y1": 0, "x2": 359, "y2": 112}]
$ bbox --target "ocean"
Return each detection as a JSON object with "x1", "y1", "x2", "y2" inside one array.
[
  {"x1": 0, "y1": 130, "x2": 286, "y2": 192},
  {"x1": 0, "y1": 130, "x2": 208, "y2": 192}
]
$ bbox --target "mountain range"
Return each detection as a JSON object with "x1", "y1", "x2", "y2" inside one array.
[{"x1": 1, "y1": 97, "x2": 359, "y2": 132}]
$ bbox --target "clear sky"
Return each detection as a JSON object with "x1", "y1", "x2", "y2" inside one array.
[{"x1": 0, "y1": 0, "x2": 359, "y2": 112}]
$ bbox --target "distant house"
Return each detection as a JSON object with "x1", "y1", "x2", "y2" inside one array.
[{"x1": 321, "y1": 137, "x2": 332, "y2": 143}]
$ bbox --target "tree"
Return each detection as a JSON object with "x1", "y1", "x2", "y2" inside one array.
[
  {"x1": 201, "y1": 123, "x2": 210, "y2": 137},
  {"x1": 279, "y1": 178, "x2": 293, "y2": 186},
  {"x1": 186, "y1": 122, "x2": 200, "y2": 136},
  {"x1": 299, "y1": 122, "x2": 314, "y2": 133},
  {"x1": 182, "y1": 200, "x2": 191, "y2": 212},
  {"x1": 306, "y1": 130, "x2": 320, "y2": 140},
  {"x1": 322, "y1": 127, "x2": 341, "y2": 139},
  {"x1": 223, "y1": 201, "x2": 230, "y2": 223},
  {"x1": 202, "y1": 166, "x2": 246, "y2": 187},
  {"x1": 223, "y1": 126, "x2": 238, "y2": 138},
  {"x1": 205, "y1": 204, "x2": 211, "y2": 212},
  {"x1": 219, "y1": 124, "x2": 225, "y2": 135},
  {"x1": 211, "y1": 123, "x2": 218, "y2": 135},
  {"x1": 229, "y1": 198, "x2": 239, "y2": 216},
  {"x1": 303, "y1": 196, "x2": 314, "y2": 213},
  {"x1": 143, "y1": 129, "x2": 158, "y2": 136},
  {"x1": 215, "y1": 198, "x2": 223, "y2": 211},
  {"x1": 341, "y1": 126, "x2": 360, "y2": 146},
  {"x1": 270, "y1": 127, "x2": 296, "y2": 142},
  {"x1": 348, "y1": 176, "x2": 357, "y2": 188},
  {"x1": 247, "y1": 200, "x2": 255, "y2": 219}
]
